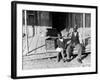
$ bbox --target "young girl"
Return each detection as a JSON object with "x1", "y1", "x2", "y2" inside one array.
[{"x1": 56, "y1": 33, "x2": 66, "y2": 62}]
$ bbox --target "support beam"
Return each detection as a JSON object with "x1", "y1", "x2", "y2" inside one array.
[
  {"x1": 24, "y1": 10, "x2": 29, "y2": 55},
  {"x1": 83, "y1": 13, "x2": 85, "y2": 45}
]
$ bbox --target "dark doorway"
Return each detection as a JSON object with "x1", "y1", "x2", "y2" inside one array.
[{"x1": 51, "y1": 12, "x2": 68, "y2": 32}]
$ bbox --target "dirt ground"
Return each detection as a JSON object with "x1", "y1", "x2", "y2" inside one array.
[{"x1": 23, "y1": 53, "x2": 91, "y2": 70}]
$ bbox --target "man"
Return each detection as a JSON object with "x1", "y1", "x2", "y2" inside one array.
[
  {"x1": 66, "y1": 25, "x2": 83, "y2": 63},
  {"x1": 56, "y1": 33, "x2": 66, "y2": 62}
]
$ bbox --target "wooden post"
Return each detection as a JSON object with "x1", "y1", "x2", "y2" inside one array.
[
  {"x1": 83, "y1": 13, "x2": 85, "y2": 46},
  {"x1": 25, "y1": 10, "x2": 29, "y2": 55},
  {"x1": 68, "y1": 13, "x2": 70, "y2": 28}
]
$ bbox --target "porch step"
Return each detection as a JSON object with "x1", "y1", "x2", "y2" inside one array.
[{"x1": 23, "y1": 51, "x2": 58, "y2": 61}]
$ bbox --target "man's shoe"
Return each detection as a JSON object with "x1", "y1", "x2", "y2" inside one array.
[
  {"x1": 66, "y1": 59, "x2": 71, "y2": 62},
  {"x1": 77, "y1": 59, "x2": 82, "y2": 64},
  {"x1": 58, "y1": 59, "x2": 60, "y2": 62},
  {"x1": 63, "y1": 59, "x2": 66, "y2": 62}
]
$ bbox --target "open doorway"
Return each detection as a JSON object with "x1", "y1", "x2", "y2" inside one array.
[{"x1": 51, "y1": 12, "x2": 69, "y2": 33}]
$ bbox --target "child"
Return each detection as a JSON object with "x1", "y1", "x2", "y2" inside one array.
[{"x1": 56, "y1": 33, "x2": 66, "y2": 62}]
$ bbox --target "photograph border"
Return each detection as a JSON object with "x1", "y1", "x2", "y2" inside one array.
[{"x1": 11, "y1": 1, "x2": 98, "y2": 79}]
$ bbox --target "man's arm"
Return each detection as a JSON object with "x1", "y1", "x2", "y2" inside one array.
[
  {"x1": 78, "y1": 32, "x2": 82, "y2": 44},
  {"x1": 66, "y1": 32, "x2": 72, "y2": 39}
]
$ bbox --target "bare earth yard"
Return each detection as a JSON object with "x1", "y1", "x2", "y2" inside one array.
[{"x1": 23, "y1": 53, "x2": 91, "y2": 70}]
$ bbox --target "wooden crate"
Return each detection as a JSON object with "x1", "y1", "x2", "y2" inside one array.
[{"x1": 45, "y1": 38, "x2": 56, "y2": 51}]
